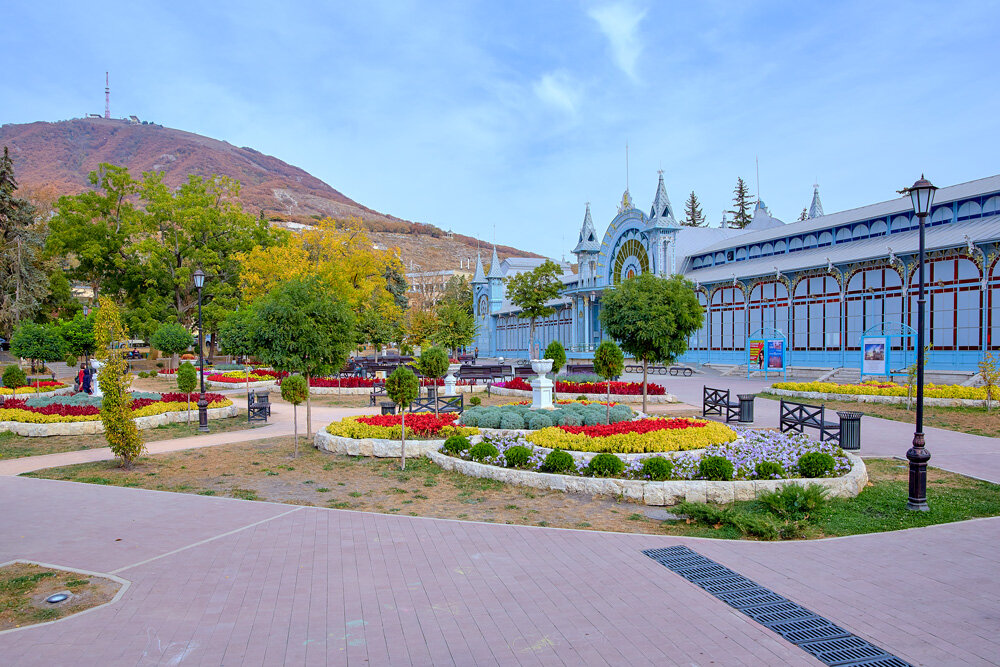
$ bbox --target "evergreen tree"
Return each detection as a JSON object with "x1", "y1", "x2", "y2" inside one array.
[
  {"x1": 798, "y1": 207, "x2": 809, "y2": 221},
  {"x1": 727, "y1": 177, "x2": 755, "y2": 229},
  {"x1": 0, "y1": 146, "x2": 47, "y2": 337},
  {"x1": 682, "y1": 191, "x2": 706, "y2": 227}
]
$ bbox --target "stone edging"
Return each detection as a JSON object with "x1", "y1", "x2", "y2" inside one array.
[
  {"x1": 489, "y1": 386, "x2": 679, "y2": 404},
  {"x1": 206, "y1": 379, "x2": 277, "y2": 390},
  {"x1": 0, "y1": 404, "x2": 239, "y2": 437},
  {"x1": 313, "y1": 428, "x2": 480, "y2": 457},
  {"x1": 0, "y1": 387, "x2": 73, "y2": 400},
  {"x1": 426, "y1": 451, "x2": 868, "y2": 506},
  {"x1": 769, "y1": 386, "x2": 992, "y2": 408},
  {"x1": 307, "y1": 385, "x2": 487, "y2": 395},
  {"x1": 473, "y1": 428, "x2": 712, "y2": 464}
]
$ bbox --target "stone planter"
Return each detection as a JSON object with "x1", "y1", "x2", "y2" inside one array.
[{"x1": 314, "y1": 428, "x2": 481, "y2": 458}]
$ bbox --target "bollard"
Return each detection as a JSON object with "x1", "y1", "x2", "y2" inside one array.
[
  {"x1": 837, "y1": 411, "x2": 863, "y2": 450},
  {"x1": 737, "y1": 394, "x2": 756, "y2": 423}
]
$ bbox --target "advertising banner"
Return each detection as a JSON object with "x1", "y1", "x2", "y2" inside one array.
[
  {"x1": 749, "y1": 340, "x2": 764, "y2": 368},
  {"x1": 766, "y1": 340, "x2": 784, "y2": 369},
  {"x1": 862, "y1": 337, "x2": 888, "y2": 376}
]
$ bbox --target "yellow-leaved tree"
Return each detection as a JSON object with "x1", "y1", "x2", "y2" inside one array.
[{"x1": 94, "y1": 297, "x2": 145, "y2": 467}]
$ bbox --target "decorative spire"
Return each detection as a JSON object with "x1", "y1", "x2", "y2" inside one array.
[
  {"x1": 808, "y1": 183, "x2": 824, "y2": 218},
  {"x1": 486, "y1": 245, "x2": 503, "y2": 280},
  {"x1": 648, "y1": 170, "x2": 680, "y2": 229},
  {"x1": 572, "y1": 202, "x2": 601, "y2": 254},
  {"x1": 618, "y1": 188, "x2": 633, "y2": 214},
  {"x1": 471, "y1": 252, "x2": 486, "y2": 284}
]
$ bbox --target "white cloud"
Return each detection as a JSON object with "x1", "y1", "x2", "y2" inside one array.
[
  {"x1": 588, "y1": 2, "x2": 646, "y2": 81},
  {"x1": 533, "y1": 71, "x2": 581, "y2": 115}
]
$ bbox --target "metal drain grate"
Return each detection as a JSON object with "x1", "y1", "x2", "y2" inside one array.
[{"x1": 644, "y1": 546, "x2": 913, "y2": 667}]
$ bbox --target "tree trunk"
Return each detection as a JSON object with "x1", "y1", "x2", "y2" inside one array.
[
  {"x1": 529, "y1": 319, "x2": 536, "y2": 358},
  {"x1": 642, "y1": 359, "x2": 648, "y2": 415},
  {"x1": 186, "y1": 395, "x2": 191, "y2": 426},
  {"x1": 305, "y1": 371, "x2": 313, "y2": 439},
  {"x1": 400, "y1": 408, "x2": 407, "y2": 470},
  {"x1": 606, "y1": 381, "x2": 611, "y2": 424},
  {"x1": 293, "y1": 404, "x2": 299, "y2": 458}
]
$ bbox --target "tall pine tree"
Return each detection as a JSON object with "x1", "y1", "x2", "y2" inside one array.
[
  {"x1": 683, "y1": 191, "x2": 706, "y2": 227},
  {"x1": 727, "y1": 177, "x2": 755, "y2": 229},
  {"x1": 0, "y1": 146, "x2": 47, "y2": 338}
]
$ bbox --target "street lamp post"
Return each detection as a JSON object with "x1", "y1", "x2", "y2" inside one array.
[
  {"x1": 193, "y1": 269, "x2": 209, "y2": 433},
  {"x1": 902, "y1": 175, "x2": 937, "y2": 511}
]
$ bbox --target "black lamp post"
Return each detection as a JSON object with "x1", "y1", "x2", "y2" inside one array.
[
  {"x1": 902, "y1": 175, "x2": 937, "y2": 511},
  {"x1": 193, "y1": 269, "x2": 209, "y2": 433}
]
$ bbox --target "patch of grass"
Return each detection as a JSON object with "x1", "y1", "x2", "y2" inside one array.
[
  {"x1": 197, "y1": 490, "x2": 216, "y2": 496},
  {"x1": 64, "y1": 579, "x2": 90, "y2": 588},
  {"x1": 627, "y1": 513, "x2": 644, "y2": 521},
  {"x1": 0, "y1": 563, "x2": 119, "y2": 631},
  {"x1": 348, "y1": 491, "x2": 363, "y2": 498},
  {"x1": 387, "y1": 487, "x2": 408, "y2": 494},
  {"x1": 316, "y1": 487, "x2": 331, "y2": 493},
  {"x1": 229, "y1": 487, "x2": 259, "y2": 501},
  {"x1": 329, "y1": 501, "x2": 351, "y2": 509},
  {"x1": 504, "y1": 504, "x2": 519, "y2": 510}
]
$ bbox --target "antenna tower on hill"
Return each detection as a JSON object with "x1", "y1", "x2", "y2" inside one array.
[{"x1": 104, "y1": 72, "x2": 110, "y2": 119}]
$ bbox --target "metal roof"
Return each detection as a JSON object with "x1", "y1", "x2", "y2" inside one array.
[
  {"x1": 683, "y1": 215, "x2": 1000, "y2": 284},
  {"x1": 690, "y1": 174, "x2": 1000, "y2": 256}
]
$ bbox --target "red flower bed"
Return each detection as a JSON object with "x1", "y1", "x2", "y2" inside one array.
[
  {"x1": 3, "y1": 393, "x2": 227, "y2": 417},
  {"x1": 558, "y1": 417, "x2": 708, "y2": 437},
  {"x1": 306, "y1": 377, "x2": 463, "y2": 388},
  {"x1": 356, "y1": 413, "x2": 460, "y2": 436},
  {"x1": 501, "y1": 378, "x2": 665, "y2": 395}
]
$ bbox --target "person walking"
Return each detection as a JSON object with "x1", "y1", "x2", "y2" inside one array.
[
  {"x1": 76, "y1": 364, "x2": 86, "y2": 392},
  {"x1": 82, "y1": 365, "x2": 93, "y2": 395}
]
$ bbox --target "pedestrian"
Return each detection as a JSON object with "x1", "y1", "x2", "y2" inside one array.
[
  {"x1": 82, "y1": 365, "x2": 93, "y2": 395},
  {"x1": 474, "y1": 347, "x2": 479, "y2": 360},
  {"x1": 76, "y1": 363, "x2": 86, "y2": 392}
]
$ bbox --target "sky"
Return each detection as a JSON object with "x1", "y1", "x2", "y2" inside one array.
[{"x1": 2, "y1": 1, "x2": 999, "y2": 259}]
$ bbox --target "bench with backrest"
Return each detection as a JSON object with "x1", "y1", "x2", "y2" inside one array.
[
  {"x1": 514, "y1": 366, "x2": 536, "y2": 379},
  {"x1": 369, "y1": 381, "x2": 387, "y2": 406},
  {"x1": 702, "y1": 385, "x2": 740, "y2": 422},
  {"x1": 779, "y1": 399, "x2": 841, "y2": 443},
  {"x1": 564, "y1": 363, "x2": 595, "y2": 374},
  {"x1": 458, "y1": 366, "x2": 494, "y2": 385},
  {"x1": 248, "y1": 390, "x2": 270, "y2": 423}
]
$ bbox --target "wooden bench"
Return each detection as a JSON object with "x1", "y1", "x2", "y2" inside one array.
[
  {"x1": 702, "y1": 386, "x2": 740, "y2": 422},
  {"x1": 247, "y1": 390, "x2": 270, "y2": 423},
  {"x1": 458, "y1": 366, "x2": 494, "y2": 385},
  {"x1": 564, "y1": 363, "x2": 595, "y2": 374},
  {"x1": 514, "y1": 366, "x2": 536, "y2": 379},
  {"x1": 779, "y1": 399, "x2": 841, "y2": 443}
]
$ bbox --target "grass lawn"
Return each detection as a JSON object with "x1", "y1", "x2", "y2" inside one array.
[
  {"x1": 759, "y1": 391, "x2": 1000, "y2": 438},
  {"x1": 0, "y1": 562, "x2": 121, "y2": 631},
  {"x1": 22, "y1": 439, "x2": 1000, "y2": 539},
  {"x1": 0, "y1": 412, "x2": 262, "y2": 460}
]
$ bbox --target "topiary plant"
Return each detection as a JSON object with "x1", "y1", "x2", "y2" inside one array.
[
  {"x1": 698, "y1": 455, "x2": 734, "y2": 481},
  {"x1": 2, "y1": 365, "x2": 27, "y2": 389},
  {"x1": 797, "y1": 452, "x2": 836, "y2": 478},
  {"x1": 755, "y1": 461, "x2": 785, "y2": 479},
  {"x1": 593, "y1": 339, "x2": 624, "y2": 423},
  {"x1": 281, "y1": 374, "x2": 309, "y2": 457},
  {"x1": 176, "y1": 362, "x2": 198, "y2": 426},
  {"x1": 641, "y1": 456, "x2": 673, "y2": 481},
  {"x1": 543, "y1": 340, "x2": 566, "y2": 374},
  {"x1": 561, "y1": 413, "x2": 582, "y2": 427},
  {"x1": 499, "y1": 412, "x2": 525, "y2": 430},
  {"x1": 386, "y1": 366, "x2": 420, "y2": 470},
  {"x1": 469, "y1": 441, "x2": 499, "y2": 462},
  {"x1": 503, "y1": 445, "x2": 532, "y2": 468},
  {"x1": 469, "y1": 395, "x2": 482, "y2": 406},
  {"x1": 540, "y1": 449, "x2": 575, "y2": 474},
  {"x1": 442, "y1": 435, "x2": 471, "y2": 455},
  {"x1": 586, "y1": 452, "x2": 624, "y2": 477},
  {"x1": 64, "y1": 354, "x2": 78, "y2": 367},
  {"x1": 527, "y1": 413, "x2": 553, "y2": 430}
]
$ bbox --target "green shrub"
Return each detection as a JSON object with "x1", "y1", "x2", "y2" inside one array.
[
  {"x1": 560, "y1": 413, "x2": 582, "y2": 427},
  {"x1": 64, "y1": 354, "x2": 78, "y2": 367},
  {"x1": 698, "y1": 455, "x2": 734, "y2": 481},
  {"x1": 459, "y1": 411, "x2": 479, "y2": 427},
  {"x1": 503, "y1": 445, "x2": 532, "y2": 468},
  {"x1": 527, "y1": 413, "x2": 553, "y2": 430},
  {"x1": 582, "y1": 412, "x2": 606, "y2": 426},
  {"x1": 441, "y1": 435, "x2": 471, "y2": 455},
  {"x1": 576, "y1": 394, "x2": 588, "y2": 401},
  {"x1": 797, "y1": 452, "x2": 836, "y2": 478},
  {"x1": 476, "y1": 409, "x2": 502, "y2": 429},
  {"x1": 469, "y1": 441, "x2": 499, "y2": 462},
  {"x1": 758, "y1": 483, "x2": 828, "y2": 519},
  {"x1": 2, "y1": 365, "x2": 27, "y2": 389},
  {"x1": 676, "y1": 502, "x2": 782, "y2": 540},
  {"x1": 641, "y1": 456, "x2": 673, "y2": 481},
  {"x1": 755, "y1": 461, "x2": 785, "y2": 479},
  {"x1": 543, "y1": 340, "x2": 566, "y2": 374},
  {"x1": 498, "y1": 412, "x2": 525, "y2": 430},
  {"x1": 586, "y1": 452, "x2": 624, "y2": 477},
  {"x1": 540, "y1": 449, "x2": 576, "y2": 474},
  {"x1": 469, "y1": 396, "x2": 482, "y2": 406}
]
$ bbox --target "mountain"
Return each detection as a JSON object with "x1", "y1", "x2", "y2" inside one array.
[{"x1": 0, "y1": 118, "x2": 543, "y2": 270}]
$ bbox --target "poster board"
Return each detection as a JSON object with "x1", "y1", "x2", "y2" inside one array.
[
  {"x1": 766, "y1": 340, "x2": 785, "y2": 370},
  {"x1": 862, "y1": 337, "x2": 888, "y2": 376},
  {"x1": 749, "y1": 340, "x2": 764, "y2": 369}
]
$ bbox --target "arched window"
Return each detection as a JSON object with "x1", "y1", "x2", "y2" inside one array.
[
  {"x1": 957, "y1": 201, "x2": 982, "y2": 221},
  {"x1": 845, "y1": 267, "x2": 904, "y2": 351},
  {"x1": 774, "y1": 240, "x2": 787, "y2": 253},
  {"x1": 689, "y1": 291, "x2": 709, "y2": 350},
  {"x1": 789, "y1": 237, "x2": 803, "y2": 251},
  {"x1": 748, "y1": 281, "x2": 789, "y2": 341},
  {"x1": 908, "y1": 257, "x2": 980, "y2": 350},
  {"x1": 749, "y1": 245, "x2": 761, "y2": 259},
  {"x1": 984, "y1": 196, "x2": 1000, "y2": 217},
  {"x1": 818, "y1": 231, "x2": 833, "y2": 246},
  {"x1": 804, "y1": 234, "x2": 818, "y2": 248},
  {"x1": 692, "y1": 257, "x2": 703, "y2": 269},
  {"x1": 715, "y1": 252, "x2": 726, "y2": 264},
  {"x1": 930, "y1": 206, "x2": 953, "y2": 225},
  {"x1": 891, "y1": 215, "x2": 913, "y2": 233},
  {"x1": 710, "y1": 285, "x2": 745, "y2": 351},
  {"x1": 869, "y1": 220, "x2": 887, "y2": 236},
  {"x1": 836, "y1": 227, "x2": 852, "y2": 242},
  {"x1": 792, "y1": 275, "x2": 840, "y2": 351},
  {"x1": 735, "y1": 248, "x2": 748, "y2": 261},
  {"x1": 852, "y1": 224, "x2": 869, "y2": 240},
  {"x1": 762, "y1": 243, "x2": 773, "y2": 256}
]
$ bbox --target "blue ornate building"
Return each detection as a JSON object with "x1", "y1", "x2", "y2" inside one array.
[{"x1": 472, "y1": 172, "x2": 1000, "y2": 371}]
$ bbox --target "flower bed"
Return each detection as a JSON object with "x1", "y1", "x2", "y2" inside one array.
[
  {"x1": 771, "y1": 380, "x2": 999, "y2": 407},
  {"x1": 526, "y1": 417, "x2": 736, "y2": 453},
  {"x1": 459, "y1": 403, "x2": 634, "y2": 431},
  {"x1": 325, "y1": 413, "x2": 478, "y2": 440},
  {"x1": 308, "y1": 377, "x2": 459, "y2": 388},
  {"x1": 491, "y1": 380, "x2": 678, "y2": 404},
  {"x1": 0, "y1": 381, "x2": 69, "y2": 396},
  {"x1": 501, "y1": 377, "x2": 666, "y2": 395},
  {"x1": 206, "y1": 369, "x2": 286, "y2": 384},
  {"x1": 0, "y1": 391, "x2": 231, "y2": 424}
]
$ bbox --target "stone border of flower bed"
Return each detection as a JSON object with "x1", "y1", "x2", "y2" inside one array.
[
  {"x1": 0, "y1": 404, "x2": 239, "y2": 437},
  {"x1": 473, "y1": 428, "x2": 711, "y2": 463},
  {"x1": 426, "y1": 450, "x2": 867, "y2": 506},
  {"x1": 0, "y1": 387, "x2": 74, "y2": 400},
  {"x1": 205, "y1": 379, "x2": 277, "y2": 390},
  {"x1": 769, "y1": 386, "x2": 991, "y2": 408},
  {"x1": 313, "y1": 428, "x2": 480, "y2": 458},
  {"x1": 307, "y1": 385, "x2": 487, "y2": 395},
  {"x1": 489, "y1": 385, "x2": 679, "y2": 404}
]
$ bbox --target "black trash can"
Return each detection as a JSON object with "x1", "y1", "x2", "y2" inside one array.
[
  {"x1": 380, "y1": 402, "x2": 396, "y2": 415},
  {"x1": 737, "y1": 394, "x2": 756, "y2": 423},
  {"x1": 837, "y1": 411, "x2": 863, "y2": 450}
]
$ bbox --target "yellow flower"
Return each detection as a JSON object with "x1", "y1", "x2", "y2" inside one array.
[{"x1": 526, "y1": 418, "x2": 737, "y2": 453}]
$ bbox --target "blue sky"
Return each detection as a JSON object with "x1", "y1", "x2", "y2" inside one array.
[{"x1": 2, "y1": 1, "x2": 998, "y2": 259}]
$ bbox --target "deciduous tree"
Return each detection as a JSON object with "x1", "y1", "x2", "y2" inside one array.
[
  {"x1": 593, "y1": 340, "x2": 624, "y2": 423},
  {"x1": 176, "y1": 361, "x2": 198, "y2": 426},
  {"x1": 10, "y1": 322, "x2": 64, "y2": 372},
  {"x1": 385, "y1": 366, "x2": 419, "y2": 469},
  {"x1": 150, "y1": 322, "x2": 194, "y2": 371},
  {"x1": 418, "y1": 345, "x2": 450, "y2": 415},
  {"x1": 94, "y1": 297, "x2": 144, "y2": 468},
  {"x1": 281, "y1": 374, "x2": 309, "y2": 457},
  {"x1": 544, "y1": 340, "x2": 566, "y2": 374},
  {"x1": 59, "y1": 311, "x2": 96, "y2": 362},
  {"x1": 434, "y1": 302, "x2": 476, "y2": 356},
  {"x1": 504, "y1": 260, "x2": 564, "y2": 358}
]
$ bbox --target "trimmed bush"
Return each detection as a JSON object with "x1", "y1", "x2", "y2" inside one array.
[
  {"x1": 582, "y1": 412, "x2": 606, "y2": 427},
  {"x1": 560, "y1": 413, "x2": 582, "y2": 427},
  {"x1": 499, "y1": 412, "x2": 525, "y2": 430},
  {"x1": 64, "y1": 354, "x2": 78, "y2": 367},
  {"x1": 469, "y1": 396, "x2": 482, "y2": 406},
  {"x1": 3, "y1": 365, "x2": 27, "y2": 389},
  {"x1": 698, "y1": 455, "x2": 734, "y2": 481},
  {"x1": 797, "y1": 452, "x2": 836, "y2": 478},
  {"x1": 755, "y1": 461, "x2": 785, "y2": 479},
  {"x1": 586, "y1": 452, "x2": 624, "y2": 477},
  {"x1": 540, "y1": 449, "x2": 575, "y2": 474},
  {"x1": 527, "y1": 413, "x2": 553, "y2": 430},
  {"x1": 442, "y1": 435, "x2": 471, "y2": 455},
  {"x1": 543, "y1": 340, "x2": 566, "y2": 374},
  {"x1": 476, "y1": 409, "x2": 502, "y2": 429},
  {"x1": 758, "y1": 483, "x2": 828, "y2": 519},
  {"x1": 469, "y1": 441, "x2": 499, "y2": 462},
  {"x1": 503, "y1": 445, "x2": 532, "y2": 468},
  {"x1": 641, "y1": 456, "x2": 673, "y2": 481}
]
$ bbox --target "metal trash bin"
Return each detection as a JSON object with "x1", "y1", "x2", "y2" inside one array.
[
  {"x1": 837, "y1": 411, "x2": 863, "y2": 450},
  {"x1": 380, "y1": 402, "x2": 396, "y2": 415},
  {"x1": 737, "y1": 394, "x2": 756, "y2": 423}
]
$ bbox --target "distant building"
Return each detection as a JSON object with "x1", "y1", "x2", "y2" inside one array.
[{"x1": 406, "y1": 268, "x2": 473, "y2": 305}]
